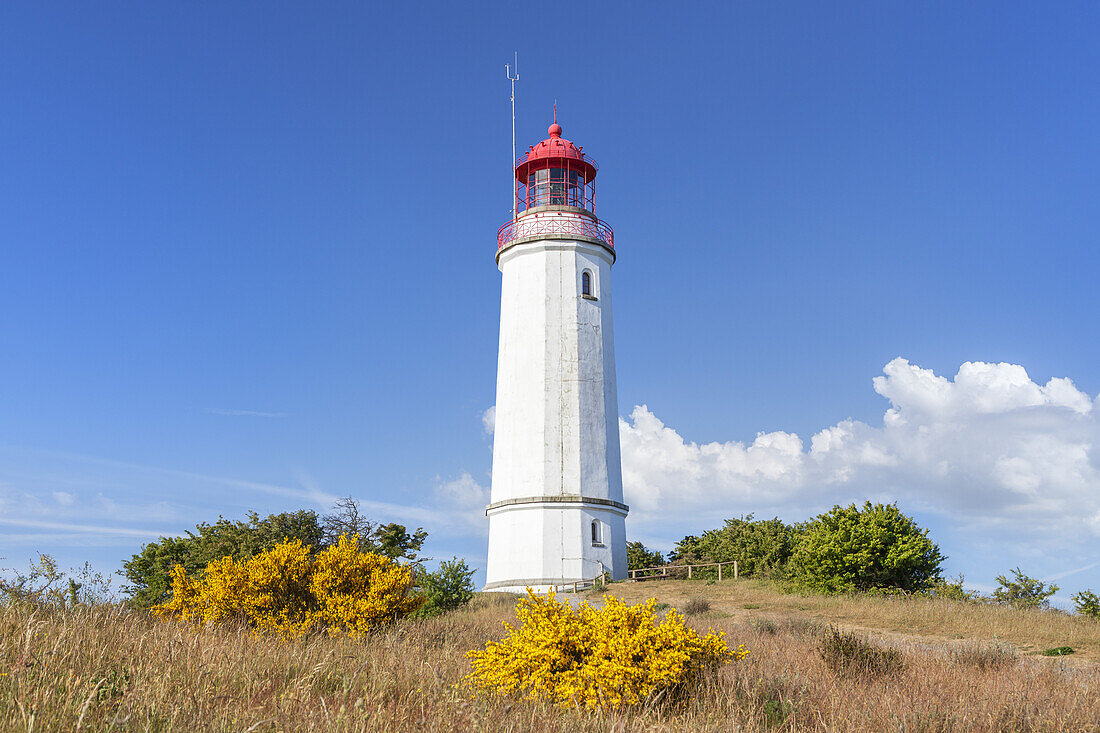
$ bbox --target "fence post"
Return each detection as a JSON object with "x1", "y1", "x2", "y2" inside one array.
[
  {"x1": 718, "y1": 564, "x2": 722, "y2": 582},
  {"x1": 688, "y1": 565, "x2": 693, "y2": 579},
  {"x1": 734, "y1": 560, "x2": 738, "y2": 580}
]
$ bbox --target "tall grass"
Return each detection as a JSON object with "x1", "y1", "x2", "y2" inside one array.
[{"x1": 2, "y1": 584, "x2": 1099, "y2": 731}]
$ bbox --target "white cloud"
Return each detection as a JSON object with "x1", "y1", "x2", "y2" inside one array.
[
  {"x1": 52, "y1": 491, "x2": 76, "y2": 506},
  {"x1": 621, "y1": 358, "x2": 1100, "y2": 550},
  {"x1": 435, "y1": 472, "x2": 490, "y2": 508},
  {"x1": 0, "y1": 517, "x2": 164, "y2": 538},
  {"x1": 433, "y1": 473, "x2": 490, "y2": 535},
  {"x1": 482, "y1": 406, "x2": 496, "y2": 435},
  {"x1": 1086, "y1": 511, "x2": 1100, "y2": 537}
]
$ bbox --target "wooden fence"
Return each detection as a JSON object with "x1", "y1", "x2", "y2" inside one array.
[
  {"x1": 628, "y1": 560, "x2": 739, "y2": 582},
  {"x1": 553, "y1": 572, "x2": 609, "y2": 594},
  {"x1": 551, "y1": 560, "x2": 741, "y2": 593}
]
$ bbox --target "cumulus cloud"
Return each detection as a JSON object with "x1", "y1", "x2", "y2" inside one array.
[
  {"x1": 620, "y1": 358, "x2": 1100, "y2": 548},
  {"x1": 482, "y1": 406, "x2": 496, "y2": 436},
  {"x1": 433, "y1": 473, "x2": 490, "y2": 535}
]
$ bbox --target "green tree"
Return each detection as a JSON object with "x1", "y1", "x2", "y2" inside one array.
[
  {"x1": 123, "y1": 499, "x2": 431, "y2": 609},
  {"x1": 375, "y1": 523, "x2": 428, "y2": 561},
  {"x1": 788, "y1": 502, "x2": 944, "y2": 594},
  {"x1": 672, "y1": 515, "x2": 796, "y2": 577},
  {"x1": 414, "y1": 557, "x2": 477, "y2": 617},
  {"x1": 1072, "y1": 590, "x2": 1100, "y2": 619},
  {"x1": 992, "y1": 568, "x2": 1059, "y2": 609},
  {"x1": 122, "y1": 510, "x2": 325, "y2": 608},
  {"x1": 626, "y1": 541, "x2": 665, "y2": 570}
]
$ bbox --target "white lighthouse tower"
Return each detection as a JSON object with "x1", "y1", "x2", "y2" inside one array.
[{"x1": 484, "y1": 116, "x2": 628, "y2": 592}]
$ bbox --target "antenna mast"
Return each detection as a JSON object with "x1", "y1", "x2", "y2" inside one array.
[{"x1": 505, "y1": 53, "x2": 520, "y2": 218}]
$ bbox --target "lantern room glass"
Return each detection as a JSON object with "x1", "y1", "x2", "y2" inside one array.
[{"x1": 516, "y1": 162, "x2": 596, "y2": 214}]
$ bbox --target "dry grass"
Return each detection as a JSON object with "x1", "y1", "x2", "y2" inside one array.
[
  {"x1": 602, "y1": 578, "x2": 1100, "y2": 662},
  {"x1": 2, "y1": 582, "x2": 1099, "y2": 731}
]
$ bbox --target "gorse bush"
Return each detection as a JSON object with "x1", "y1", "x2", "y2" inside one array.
[
  {"x1": 155, "y1": 534, "x2": 421, "y2": 638},
  {"x1": 309, "y1": 534, "x2": 424, "y2": 635},
  {"x1": 124, "y1": 498, "x2": 427, "y2": 609},
  {"x1": 464, "y1": 591, "x2": 748, "y2": 710}
]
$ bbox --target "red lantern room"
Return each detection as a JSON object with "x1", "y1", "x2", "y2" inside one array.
[
  {"x1": 497, "y1": 116, "x2": 614, "y2": 254},
  {"x1": 514, "y1": 121, "x2": 598, "y2": 212}
]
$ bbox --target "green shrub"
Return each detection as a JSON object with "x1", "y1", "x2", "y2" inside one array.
[
  {"x1": 1072, "y1": 590, "x2": 1100, "y2": 619},
  {"x1": 921, "y1": 574, "x2": 976, "y2": 602},
  {"x1": 672, "y1": 515, "x2": 796, "y2": 577},
  {"x1": 992, "y1": 568, "x2": 1059, "y2": 610},
  {"x1": 762, "y1": 696, "x2": 795, "y2": 727},
  {"x1": 819, "y1": 626, "x2": 903, "y2": 677},
  {"x1": 413, "y1": 557, "x2": 476, "y2": 617},
  {"x1": 123, "y1": 498, "x2": 427, "y2": 609},
  {"x1": 1, "y1": 554, "x2": 114, "y2": 607},
  {"x1": 788, "y1": 502, "x2": 944, "y2": 594},
  {"x1": 122, "y1": 510, "x2": 324, "y2": 608},
  {"x1": 625, "y1": 541, "x2": 666, "y2": 570},
  {"x1": 1040, "y1": 646, "x2": 1074, "y2": 656}
]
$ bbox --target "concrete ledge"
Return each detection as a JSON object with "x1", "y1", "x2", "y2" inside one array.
[
  {"x1": 517, "y1": 204, "x2": 595, "y2": 218},
  {"x1": 496, "y1": 234, "x2": 615, "y2": 263},
  {"x1": 485, "y1": 495, "x2": 629, "y2": 516},
  {"x1": 482, "y1": 577, "x2": 592, "y2": 591}
]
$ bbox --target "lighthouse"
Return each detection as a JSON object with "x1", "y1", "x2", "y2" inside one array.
[{"x1": 484, "y1": 117, "x2": 628, "y2": 592}]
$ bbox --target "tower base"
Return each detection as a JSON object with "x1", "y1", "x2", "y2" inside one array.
[{"x1": 483, "y1": 498, "x2": 627, "y2": 592}]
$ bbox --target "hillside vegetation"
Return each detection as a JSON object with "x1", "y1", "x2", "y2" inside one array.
[{"x1": 3, "y1": 578, "x2": 1098, "y2": 732}]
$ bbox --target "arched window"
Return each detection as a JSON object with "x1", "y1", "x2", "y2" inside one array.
[
  {"x1": 582, "y1": 271, "x2": 592, "y2": 297},
  {"x1": 591, "y1": 519, "x2": 602, "y2": 545}
]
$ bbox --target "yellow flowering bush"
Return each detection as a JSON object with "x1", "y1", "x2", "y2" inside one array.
[
  {"x1": 465, "y1": 591, "x2": 748, "y2": 709},
  {"x1": 154, "y1": 535, "x2": 421, "y2": 638},
  {"x1": 310, "y1": 534, "x2": 423, "y2": 637}
]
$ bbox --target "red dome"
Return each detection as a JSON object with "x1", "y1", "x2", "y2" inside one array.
[{"x1": 515, "y1": 122, "x2": 598, "y2": 183}]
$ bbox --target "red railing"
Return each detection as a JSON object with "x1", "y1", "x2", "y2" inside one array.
[
  {"x1": 497, "y1": 212, "x2": 615, "y2": 251},
  {"x1": 515, "y1": 152, "x2": 598, "y2": 173}
]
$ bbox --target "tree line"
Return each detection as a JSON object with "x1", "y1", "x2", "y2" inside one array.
[{"x1": 627, "y1": 501, "x2": 1099, "y2": 617}]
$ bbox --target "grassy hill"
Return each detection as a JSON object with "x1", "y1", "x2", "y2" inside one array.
[{"x1": 2, "y1": 578, "x2": 1098, "y2": 731}]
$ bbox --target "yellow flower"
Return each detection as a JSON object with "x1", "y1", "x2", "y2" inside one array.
[
  {"x1": 464, "y1": 591, "x2": 748, "y2": 710},
  {"x1": 153, "y1": 534, "x2": 421, "y2": 639}
]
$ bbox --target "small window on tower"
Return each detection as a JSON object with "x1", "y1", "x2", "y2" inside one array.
[
  {"x1": 591, "y1": 519, "x2": 603, "y2": 546},
  {"x1": 581, "y1": 270, "x2": 597, "y2": 300}
]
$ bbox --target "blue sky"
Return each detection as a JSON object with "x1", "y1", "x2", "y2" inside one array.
[{"x1": 2, "y1": 2, "x2": 1099, "y2": 602}]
